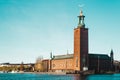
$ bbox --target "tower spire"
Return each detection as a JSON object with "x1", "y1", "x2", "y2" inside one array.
[
  {"x1": 110, "y1": 49, "x2": 114, "y2": 70},
  {"x1": 78, "y1": 10, "x2": 85, "y2": 28},
  {"x1": 80, "y1": 10, "x2": 83, "y2": 16},
  {"x1": 50, "y1": 52, "x2": 53, "y2": 59}
]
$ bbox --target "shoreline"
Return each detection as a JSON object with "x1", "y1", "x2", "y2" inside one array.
[
  {"x1": 20, "y1": 71, "x2": 118, "y2": 75},
  {"x1": 1, "y1": 71, "x2": 118, "y2": 76}
]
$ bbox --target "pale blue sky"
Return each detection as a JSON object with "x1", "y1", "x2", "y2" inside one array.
[{"x1": 0, "y1": 0, "x2": 120, "y2": 63}]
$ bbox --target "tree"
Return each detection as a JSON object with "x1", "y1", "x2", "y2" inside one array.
[{"x1": 35, "y1": 56, "x2": 44, "y2": 72}]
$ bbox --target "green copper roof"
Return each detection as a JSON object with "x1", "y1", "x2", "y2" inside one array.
[
  {"x1": 53, "y1": 54, "x2": 73, "y2": 60},
  {"x1": 78, "y1": 10, "x2": 85, "y2": 28},
  {"x1": 52, "y1": 53, "x2": 110, "y2": 60},
  {"x1": 89, "y1": 54, "x2": 111, "y2": 60}
]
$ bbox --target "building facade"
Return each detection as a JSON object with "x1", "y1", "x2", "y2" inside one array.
[
  {"x1": 88, "y1": 54, "x2": 112, "y2": 73},
  {"x1": 48, "y1": 10, "x2": 89, "y2": 73},
  {"x1": 50, "y1": 54, "x2": 73, "y2": 72},
  {"x1": 41, "y1": 10, "x2": 114, "y2": 73}
]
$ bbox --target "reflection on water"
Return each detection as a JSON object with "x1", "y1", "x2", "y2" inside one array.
[
  {"x1": 0, "y1": 73, "x2": 87, "y2": 80},
  {"x1": 73, "y1": 74, "x2": 120, "y2": 80},
  {"x1": 3, "y1": 73, "x2": 115, "y2": 80},
  {"x1": 86, "y1": 74, "x2": 120, "y2": 80},
  {"x1": 73, "y1": 74, "x2": 87, "y2": 80}
]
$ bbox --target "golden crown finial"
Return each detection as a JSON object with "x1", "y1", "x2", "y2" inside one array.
[
  {"x1": 78, "y1": 4, "x2": 84, "y2": 16},
  {"x1": 80, "y1": 10, "x2": 83, "y2": 16}
]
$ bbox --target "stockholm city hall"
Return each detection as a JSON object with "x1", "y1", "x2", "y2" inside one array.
[{"x1": 41, "y1": 10, "x2": 114, "y2": 73}]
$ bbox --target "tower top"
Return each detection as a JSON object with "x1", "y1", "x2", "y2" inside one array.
[
  {"x1": 80, "y1": 10, "x2": 83, "y2": 16},
  {"x1": 78, "y1": 10, "x2": 85, "y2": 28}
]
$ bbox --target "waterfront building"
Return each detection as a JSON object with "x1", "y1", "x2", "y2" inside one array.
[
  {"x1": 88, "y1": 53, "x2": 111, "y2": 72},
  {"x1": 41, "y1": 10, "x2": 114, "y2": 73},
  {"x1": 50, "y1": 54, "x2": 73, "y2": 72},
  {"x1": 48, "y1": 10, "x2": 88, "y2": 73},
  {"x1": 42, "y1": 59, "x2": 49, "y2": 72},
  {"x1": 0, "y1": 63, "x2": 34, "y2": 72}
]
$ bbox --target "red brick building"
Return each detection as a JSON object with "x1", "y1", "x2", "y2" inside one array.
[
  {"x1": 47, "y1": 10, "x2": 89, "y2": 73},
  {"x1": 41, "y1": 10, "x2": 113, "y2": 73}
]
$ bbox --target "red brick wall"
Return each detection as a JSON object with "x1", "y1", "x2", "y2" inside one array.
[
  {"x1": 48, "y1": 27, "x2": 88, "y2": 72},
  {"x1": 51, "y1": 58, "x2": 73, "y2": 70},
  {"x1": 74, "y1": 27, "x2": 88, "y2": 71}
]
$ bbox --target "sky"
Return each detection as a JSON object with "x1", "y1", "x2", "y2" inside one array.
[{"x1": 0, "y1": 0, "x2": 120, "y2": 63}]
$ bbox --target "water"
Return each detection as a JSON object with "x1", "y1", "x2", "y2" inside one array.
[
  {"x1": 0, "y1": 73, "x2": 81, "y2": 80},
  {"x1": 87, "y1": 74, "x2": 120, "y2": 80},
  {"x1": 0, "y1": 73, "x2": 120, "y2": 80}
]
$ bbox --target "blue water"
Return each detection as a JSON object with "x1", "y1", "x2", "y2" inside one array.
[
  {"x1": 0, "y1": 73, "x2": 120, "y2": 80},
  {"x1": 87, "y1": 74, "x2": 120, "y2": 80},
  {"x1": 0, "y1": 73, "x2": 78, "y2": 80}
]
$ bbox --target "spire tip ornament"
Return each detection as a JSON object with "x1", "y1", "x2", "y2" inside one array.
[{"x1": 78, "y1": 10, "x2": 85, "y2": 28}]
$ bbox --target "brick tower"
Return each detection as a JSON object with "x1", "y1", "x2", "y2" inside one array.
[{"x1": 74, "y1": 10, "x2": 88, "y2": 72}]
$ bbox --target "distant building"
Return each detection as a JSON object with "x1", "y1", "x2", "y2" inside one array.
[
  {"x1": 0, "y1": 63, "x2": 34, "y2": 72},
  {"x1": 42, "y1": 59, "x2": 49, "y2": 72}
]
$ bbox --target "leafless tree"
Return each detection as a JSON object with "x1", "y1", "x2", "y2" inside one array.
[{"x1": 35, "y1": 55, "x2": 44, "y2": 72}]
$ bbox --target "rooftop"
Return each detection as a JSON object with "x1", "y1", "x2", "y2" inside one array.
[
  {"x1": 89, "y1": 53, "x2": 111, "y2": 60},
  {"x1": 53, "y1": 54, "x2": 73, "y2": 60},
  {"x1": 52, "y1": 53, "x2": 111, "y2": 60}
]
